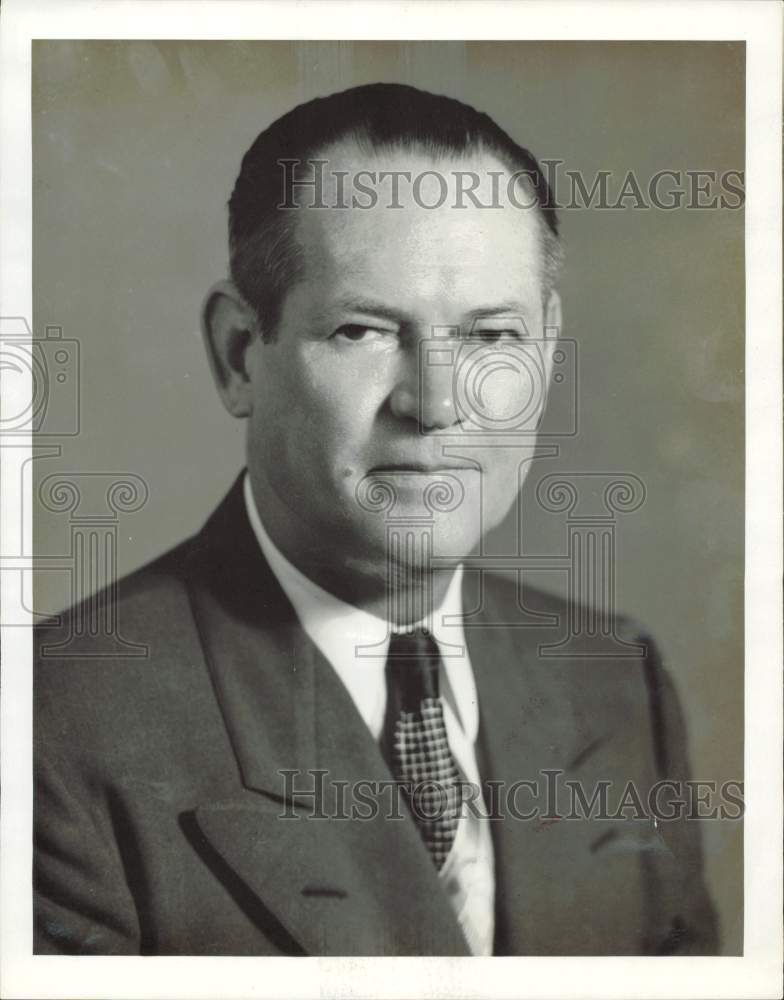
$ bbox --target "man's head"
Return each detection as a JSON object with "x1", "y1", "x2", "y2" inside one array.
[
  {"x1": 227, "y1": 83, "x2": 562, "y2": 340},
  {"x1": 203, "y1": 83, "x2": 564, "y2": 589}
]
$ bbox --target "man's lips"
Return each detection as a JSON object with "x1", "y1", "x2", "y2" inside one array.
[{"x1": 368, "y1": 462, "x2": 478, "y2": 474}]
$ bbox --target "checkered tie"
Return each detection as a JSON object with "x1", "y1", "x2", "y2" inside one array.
[{"x1": 382, "y1": 629, "x2": 462, "y2": 869}]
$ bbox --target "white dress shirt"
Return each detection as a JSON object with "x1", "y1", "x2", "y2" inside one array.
[{"x1": 243, "y1": 474, "x2": 495, "y2": 955}]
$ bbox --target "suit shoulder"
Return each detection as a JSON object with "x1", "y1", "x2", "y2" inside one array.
[
  {"x1": 480, "y1": 570, "x2": 645, "y2": 637},
  {"x1": 478, "y1": 571, "x2": 670, "y2": 715},
  {"x1": 33, "y1": 533, "x2": 220, "y2": 763},
  {"x1": 38, "y1": 532, "x2": 194, "y2": 632},
  {"x1": 34, "y1": 533, "x2": 207, "y2": 698}
]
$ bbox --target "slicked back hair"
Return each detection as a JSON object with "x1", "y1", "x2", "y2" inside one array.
[{"x1": 228, "y1": 83, "x2": 563, "y2": 341}]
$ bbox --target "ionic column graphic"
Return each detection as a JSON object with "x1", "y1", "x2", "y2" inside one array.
[
  {"x1": 353, "y1": 472, "x2": 466, "y2": 658},
  {"x1": 38, "y1": 473, "x2": 149, "y2": 657},
  {"x1": 535, "y1": 473, "x2": 647, "y2": 657},
  {"x1": 436, "y1": 441, "x2": 560, "y2": 628}
]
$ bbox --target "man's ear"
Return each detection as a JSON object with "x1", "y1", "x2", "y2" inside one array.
[
  {"x1": 544, "y1": 288, "x2": 562, "y2": 338},
  {"x1": 536, "y1": 289, "x2": 563, "y2": 428},
  {"x1": 201, "y1": 280, "x2": 259, "y2": 418},
  {"x1": 539, "y1": 288, "x2": 562, "y2": 381}
]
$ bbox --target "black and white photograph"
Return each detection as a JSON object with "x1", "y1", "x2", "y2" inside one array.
[{"x1": 1, "y1": 2, "x2": 781, "y2": 999}]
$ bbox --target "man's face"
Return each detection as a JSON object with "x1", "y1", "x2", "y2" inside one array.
[{"x1": 244, "y1": 144, "x2": 558, "y2": 567}]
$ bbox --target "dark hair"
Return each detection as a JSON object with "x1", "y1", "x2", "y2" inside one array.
[{"x1": 228, "y1": 82, "x2": 563, "y2": 341}]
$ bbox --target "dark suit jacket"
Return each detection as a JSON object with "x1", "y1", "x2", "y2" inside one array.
[{"x1": 34, "y1": 474, "x2": 719, "y2": 956}]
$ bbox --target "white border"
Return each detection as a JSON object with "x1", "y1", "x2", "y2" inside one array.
[{"x1": 1, "y1": 2, "x2": 781, "y2": 998}]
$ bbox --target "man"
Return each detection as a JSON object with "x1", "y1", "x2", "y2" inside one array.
[{"x1": 34, "y1": 83, "x2": 718, "y2": 956}]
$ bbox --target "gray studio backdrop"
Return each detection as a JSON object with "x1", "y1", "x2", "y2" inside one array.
[{"x1": 32, "y1": 40, "x2": 744, "y2": 951}]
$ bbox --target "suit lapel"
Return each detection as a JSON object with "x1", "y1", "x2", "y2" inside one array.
[
  {"x1": 467, "y1": 575, "x2": 660, "y2": 955},
  {"x1": 185, "y1": 476, "x2": 469, "y2": 955}
]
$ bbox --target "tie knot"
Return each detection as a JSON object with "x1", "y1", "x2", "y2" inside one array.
[{"x1": 386, "y1": 629, "x2": 441, "y2": 708}]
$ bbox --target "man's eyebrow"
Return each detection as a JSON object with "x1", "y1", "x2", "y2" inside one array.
[
  {"x1": 328, "y1": 297, "x2": 531, "y2": 324},
  {"x1": 464, "y1": 303, "x2": 530, "y2": 320},
  {"x1": 330, "y1": 296, "x2": 408, "y2": 324}
]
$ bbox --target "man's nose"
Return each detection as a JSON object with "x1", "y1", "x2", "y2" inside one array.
[{"x1": 388, "y1": 341, "x2": 461, "y2": 430}]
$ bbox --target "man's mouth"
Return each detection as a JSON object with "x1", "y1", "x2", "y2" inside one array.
[{"x1": 368, "y1": 462, "x2": 478, "y2": 474}]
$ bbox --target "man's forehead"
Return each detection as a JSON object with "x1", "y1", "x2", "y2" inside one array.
[
  {"x1": 290, "y1": 141, "x2": 543, "y2": 277},
  {"x1": 294, "y1": 138, "x2": 541, "y2": 211},
  {"x1": 311, "y1": 138, "x2": 504, "y2": 180}
]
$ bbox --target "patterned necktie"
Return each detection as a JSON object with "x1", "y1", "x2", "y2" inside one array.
[{"x1": 382, "y1": 629, "x2": 462, "y2": 869}]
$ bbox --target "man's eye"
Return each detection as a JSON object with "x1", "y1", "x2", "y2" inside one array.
[
  {"x1": 333, "y1": 324, "x2": 385, "y2": 343},
  {"x1": 473, "y1": 329, "x2": 520, "y2": 343}
]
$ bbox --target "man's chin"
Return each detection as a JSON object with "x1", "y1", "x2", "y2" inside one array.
[{"x1": 341, "y1": 511, "x2": 480, "y2": 569}]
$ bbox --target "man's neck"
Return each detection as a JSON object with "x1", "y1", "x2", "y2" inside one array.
[{"x1": 244, "y1": 469, "x2": 457, "y2": 625}]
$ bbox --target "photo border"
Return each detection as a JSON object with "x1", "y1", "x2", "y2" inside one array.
[{"x1": 1, "y1": 2, "x2": 781, "y2": 997}]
